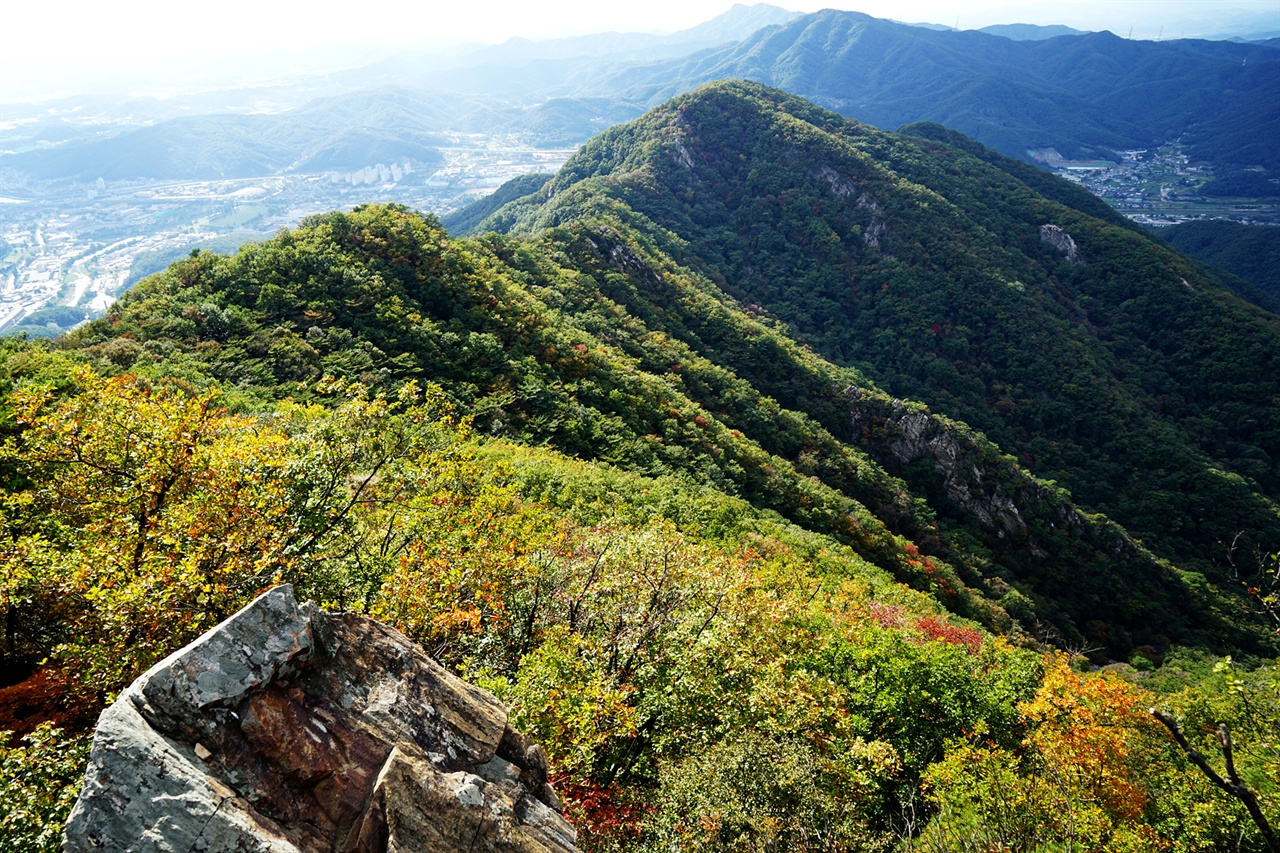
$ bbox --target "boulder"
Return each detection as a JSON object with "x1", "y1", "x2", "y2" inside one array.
[{"x1": 63, "y1": 585, "x2": 579, "y2": 853}]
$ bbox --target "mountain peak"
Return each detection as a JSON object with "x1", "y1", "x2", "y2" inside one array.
[
  {"x1": 470, "y1": 84, "x2": 1280, "y2": 654},
  {"x1": 673, "y1": 2, "x2": 803, "y2": 42}
]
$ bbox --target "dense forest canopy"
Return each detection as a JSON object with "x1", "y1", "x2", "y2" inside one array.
[
  {"x1": 1159, "y1": 219, "x2": 1280, "y2": 312},
  {"x1": 3, "y1": 81, "x2": 1280, "y2": 851}
]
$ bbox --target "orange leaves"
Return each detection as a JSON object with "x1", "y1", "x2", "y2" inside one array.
[
  {"x1": 375, "y1": 539, "x2": 520, "y2": 653},
  {"x1": 1, "y1": 367, "x2": 469, "y2": 701},
  {"x1": 923, "y1": 653, "x2": 1174, "y2": 851},
  {"x1": 1020, "y1": 655, "x2": 1159, "y2": 822}
]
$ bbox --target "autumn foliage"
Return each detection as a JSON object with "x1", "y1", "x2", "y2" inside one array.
[{"x1": 0, "y1": 366, "x2": 1275, "y2": 851}]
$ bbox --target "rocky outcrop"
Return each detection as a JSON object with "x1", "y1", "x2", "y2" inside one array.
[
  {"x1": 813, "y1": 164, "x2": 858, "y2": 200},
  {"x1": 848, "y1": 393, "x2": 1069, "y2": 552},
  {"x1": 63, "y1": 585, "x2": 578, "y2": 853},
  {"x1": 844, "y1": 388, "x2": 1203, "y2": 654},
  {"x1": 846, "y1": 390, "x2": 1153, "y2": 559},
  {"x1": 858, "y1": 195, "x2": 888, "y2": 253},
  {"x1": 873, "y1": 403, "x2": 1034, "y2": 544},
  {"x1": 1039, "y1": 223, "x2": 1083, "y2": 265}
]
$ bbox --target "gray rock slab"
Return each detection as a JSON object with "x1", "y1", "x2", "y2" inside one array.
[{"x1": 63, "y1": 585, "x2": 578, "y2": 853}]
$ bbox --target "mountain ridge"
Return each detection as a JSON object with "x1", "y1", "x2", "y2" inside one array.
[
  {"x1": 57, "y1": 81, "x2": 1280, "y2": 658},
  {"x1": 477, "y1": 80, "x2": 1280, "y2": 618}
]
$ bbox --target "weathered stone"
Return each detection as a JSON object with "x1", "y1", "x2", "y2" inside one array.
[
  {"x1": 64, "y1": 585, "x2": 579, "y2": 853},
  {"x1": 1039, "y1": 223, "x2": 1084, "y2": 265},
  {"x1": 138, "y1": 584, "x2": 316, "y2": 719}
]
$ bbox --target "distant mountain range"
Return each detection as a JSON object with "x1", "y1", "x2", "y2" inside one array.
[
  {"x1": 431, "y1": 2, "x2": 804, "y2": 67},
  {"x1": 1, "y1": 92, "x2": 453, "y2": 181},
  {"x1": 2, "y1": 6, "x2": 1275, "y2": 186},
  {"x1": 977, "y1": 24, "x2": 1086, "y2": 40},
  {"x1": 576, "y1": 10, "x2": 1280, "y2": 172}
]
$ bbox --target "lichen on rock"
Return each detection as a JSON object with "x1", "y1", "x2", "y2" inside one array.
[{"x1": 63, "y1": 585, "x2": 579, "y2": 853}]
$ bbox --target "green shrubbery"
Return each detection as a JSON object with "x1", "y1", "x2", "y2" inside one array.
[
  {"x1": 0, "y1": 725, "x2": 90, "y2": 853},
  {"x1": 4, "y1": 82, "x2": 1280, "y2": 848}
]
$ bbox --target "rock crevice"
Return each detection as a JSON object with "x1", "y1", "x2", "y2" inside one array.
[{"x1": 64, "y1": 585, "x2": 579, "y2": 853}]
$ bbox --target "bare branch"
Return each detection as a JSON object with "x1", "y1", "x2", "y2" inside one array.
[
  {"x1": 1220, "y1": 725, "x2": 1240, "y2": 784},
  {"x1": 1152, "y1": 709, "x2": 1279, "y2": 853}
]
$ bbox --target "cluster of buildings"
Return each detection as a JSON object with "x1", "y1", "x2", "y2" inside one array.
[
  {"x1": 1033, "y1": 143, "x2": 1278, "y2": 227},
  {"x1": 0, "y1": 136, "x2": 577, "y2": 334}
]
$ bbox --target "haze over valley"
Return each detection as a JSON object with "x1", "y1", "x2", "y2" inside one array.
[{"x1": 2, "y1": 2, "x2": 1277, "y2": 336}]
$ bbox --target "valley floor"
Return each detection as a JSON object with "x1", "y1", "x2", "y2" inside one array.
[{"x1": 0, "y1": 136, "x2": 575, "y2": 335}]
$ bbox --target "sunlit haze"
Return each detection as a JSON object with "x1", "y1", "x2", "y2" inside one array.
[{"x1": 2, "y1": 0, "x2": 1277, "y2": 102}]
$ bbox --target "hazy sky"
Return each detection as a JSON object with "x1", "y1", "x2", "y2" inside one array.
[{"x1": 2, "y1": 0, "x2": 1277, "y2": 102}]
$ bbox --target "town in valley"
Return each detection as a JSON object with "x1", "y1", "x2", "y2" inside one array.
[{"x1": 0, "y1": 137, "x2": 574, "y2": 336}]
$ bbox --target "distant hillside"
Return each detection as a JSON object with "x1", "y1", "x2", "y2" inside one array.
[
  {"x1": 442, "y1": 173, "x2": 552, "y2": 235},
  {"x1": 506, "y1": 98, "x2": 647, "y2": 147},
  {"x1": 978, "y1": 24, "x2": 1087, "y2": 40},
  {"x1": 576, "y1": 10, "x2": 1280, "y2": 174},
  {"x1": 500, "y1": 2, "x2": 802, "y2": 61},
  {"x1": 0, "y1": 89, "x2": 458, "y2": 181},
  {"x1": 1159, "y1": 219, "x2": 1280, "y2": 308},
  {"x1": 372, "y1": 4, "x2": 801, "y2": 70},
  {"x1": 1199, "y1": 172, "x2": 1280, "y2": 199},
  {"x1": 334, "y1": 3, "x2": 802, "y2": 97}
]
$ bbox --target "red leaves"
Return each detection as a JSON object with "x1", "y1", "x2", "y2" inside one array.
[
  {"x1": 553, "y1": 773, "x2": 648, "y2": 843},
  {"x1": 867, "y1": 603, "x2": 982, "y2": 653},
  {"x1": 915, "y1": 616, "x2": 983, "y2": 654}
]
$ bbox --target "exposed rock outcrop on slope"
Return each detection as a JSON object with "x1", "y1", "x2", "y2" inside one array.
[
  {"x1": 64, "y1": 585, "x2": 579, "y2": 853},
  {"x1": 844, "y1": 389, "x2": 1208, "y2": 652}
]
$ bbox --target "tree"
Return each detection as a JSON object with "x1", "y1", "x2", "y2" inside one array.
[
  {"x1": 1150, "y1": 709, "x2": 1278, "y2": 852},
  {"x1": 920, "y1": 655, "x2": 1170, "y2": 852},
  {"x1": 0, "y1": 367, "x2": 463, "y2": 700}
]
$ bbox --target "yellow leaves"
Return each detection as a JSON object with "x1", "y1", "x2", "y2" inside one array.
[
  {"x1": 1020, "y1": 654, "x2": 1158, "y2": 822},
  {"x1": 501, "y1": 626, "x2": 639, "y2": 777},
  {"x1": 375, "y1": 545, "x2": 508, "y2": 646},
  {"x1": 1212, "y1": 655, "x2": 1249, "y2": 696},
  {"x1": 1, "y1": 366, "x2": 470, "y2": 699},
  {"x1": 395, "y1": 378, "x2": 421, "y2": 405},
  {"x1": 923, "y1": 653, "x2": 1175, "y2": 851}
]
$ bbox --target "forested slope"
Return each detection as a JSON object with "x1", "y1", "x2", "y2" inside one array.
[
  {"x1": 5, "y1": 82, "x2": 1280, "y2": 852},
  {"x1": 480, "y1": 81, "x2": 1280, "y2": 624},
  {"x1": 56, "y1": 194, "x2": 1238, "y2": 657},
  {"x1": 1159, "y1": 219, "x2": 1280, "y2": 311}
]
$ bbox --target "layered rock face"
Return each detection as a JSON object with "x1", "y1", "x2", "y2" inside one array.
[{"x1": 63, "y1": 585, "x2": 579, "y2": 853}]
